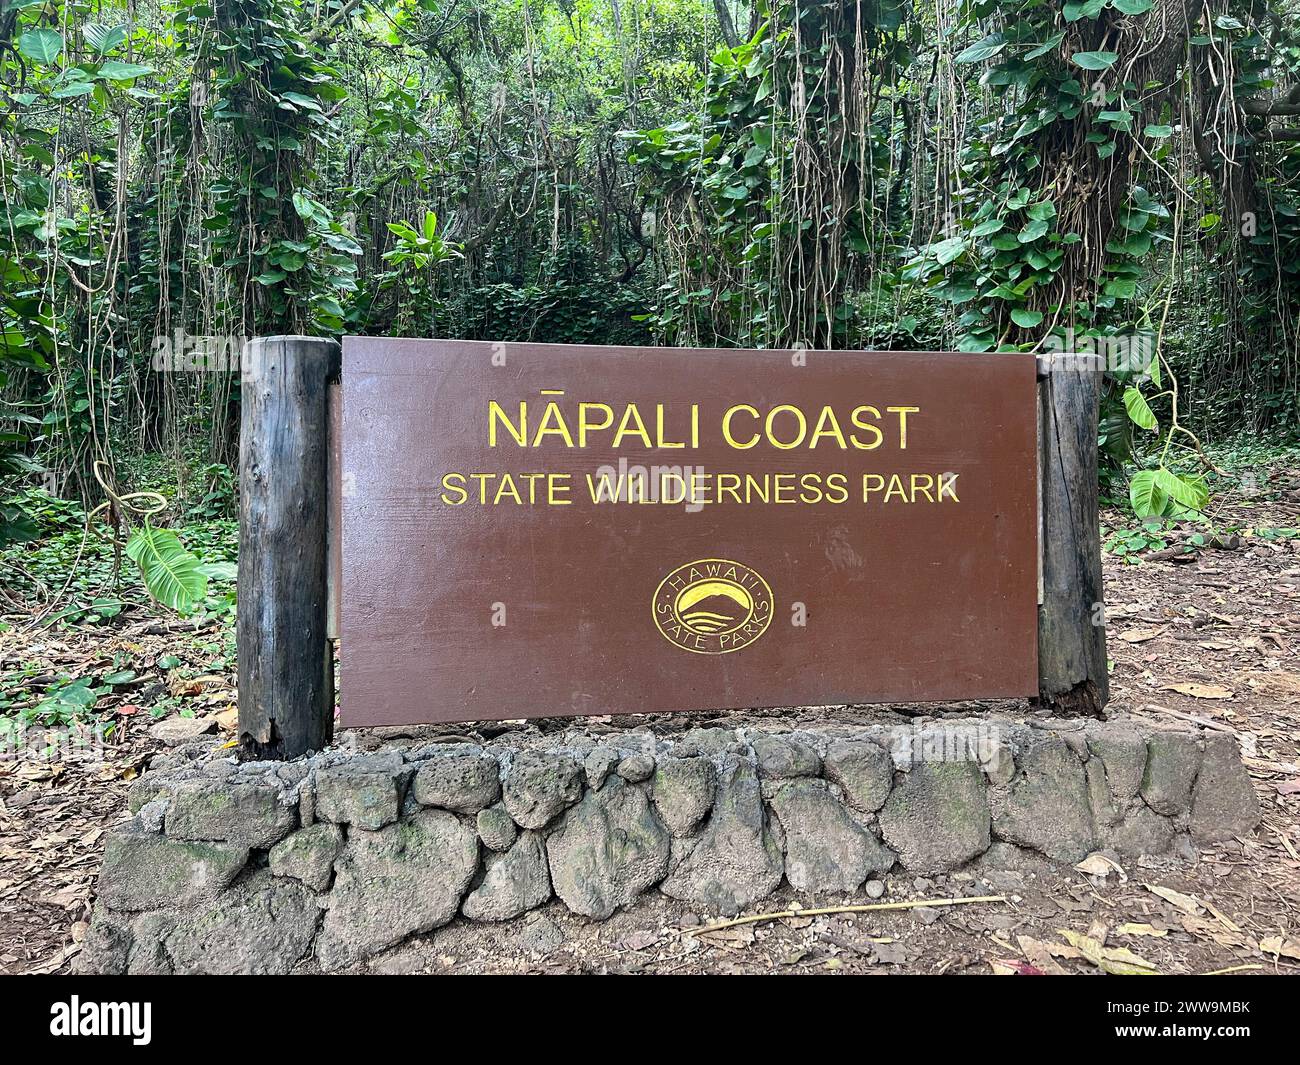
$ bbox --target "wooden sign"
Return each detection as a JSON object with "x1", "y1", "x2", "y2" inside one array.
[{"x1": 339, "y1": 338, "x2": 1039, "y2": 726}]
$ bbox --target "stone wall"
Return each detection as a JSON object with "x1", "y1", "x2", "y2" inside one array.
[{"x1": 75, "y1": 718, "x2": 1259, "y2": 974}]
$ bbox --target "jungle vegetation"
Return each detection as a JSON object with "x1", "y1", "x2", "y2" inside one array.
[{"x1": 1, "y1": 0, "x2": 1298, "y2": 544}]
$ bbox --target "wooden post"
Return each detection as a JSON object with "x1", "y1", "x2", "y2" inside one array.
[
  {"x1": 1037, "y1": 355, "x2": 1108, "y2": 714},
  {"x1": 238, "y1": 336, "x2": 339, "y2": 759}
]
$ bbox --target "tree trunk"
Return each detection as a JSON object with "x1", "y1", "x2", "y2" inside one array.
[
  {"x1": 237, "y1": 336, "x2": 339, "y2": 759},
  {"x1": 1038, "y1": 359, "x2": 1108, "y2": 715}
]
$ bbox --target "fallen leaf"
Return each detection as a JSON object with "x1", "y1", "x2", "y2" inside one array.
[
  {"x1": 617, "y1": 929, "x2": 660, "y2": 952},
  {"x1": 1059, "y1": 929, "x2": 1159, "y2": 975},
  {"x1": 215, "y1": 706, "x2": 239, "y2": 732},
  {"x1": 1120, "y1": 627, "x2": 1165, "y2": 643},
  {"x1": 1259, "y1": 935, "x2": 1300, "y2": 961},
  {"x1": 1247, "y1": 671, "x2": 1300, "y2": 697},
  {"x1": 1181, "y1": 915, "x2": 1257, "y2": 951},
  {"x1": 694, "y1": 924, "x2": 755, "y2": 950},
  {"x1": 1116, "y1": 922, "x2": 1167, "y2": 938},
  {"x1": 1076, "y1": 852, "x2": 1127, "y2": 880},
  {"x1": 1143, "y1": 883, "x2": 1204, "y2": 915},
  {"x1": 1166, "y1": 682, "x2": 1234, "y2": 700},
  {"x1": 1017, "y1": 935, "x2": 1069, "y2": 975}
]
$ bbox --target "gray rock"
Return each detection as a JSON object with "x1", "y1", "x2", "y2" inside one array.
[
  {"x1": 769, "y1": 779, "x2": 894, "y2": 893},
  {"x1": 518, "y1": 911, "x2": 565, "y2": 957},
  {"x1": 71, "y1": 912, "x2": 131, "y2": 974},
  {"x1": 269, "y1": 822, "x2": 344, "y2": 892},
  {"x1": 97, "y1": 825, "x2": 247, "y2": 911},
  {"x1": 547, "y1": 778, "x2": 671, "y2": 918},
  {"x1": 975, "y1": 737, "x2": 1016, "y2": 786},
  {"x1": 1059, "y1": 728, "x2": 1090, "y2": 759},
  {"x1": 150, "y1": 716, "x2": 215, "y2": 745},
  {"x1": 166, "y1": 779, "x2": 297, "y2": 849},
  {"x1": 316, "y1": 808, "x2": 478, "y2": 970},
  {"x1": 1086, "y1": 760, "x2": 1121, "y2": 830},
  {"x1": 824, "y1": 740, "x2": 894, "y2": 812},
  {"x1": 298, "y1": 779, "x2": 317, "y2": 826},
  {"x1": 412, "y1": 753, "x2": 500, "y2": 814},
  {"x1": 165, "y1": 871, "x2": 318, "y2": 975},
  {"x1": 1190, "y1": 734, "x2": 1260, "y2": 843},
  {"x1": 127, "y1": 912, "x2": 177, "y2": 975},
  {"x1": 660, "y1": 758, "x2": 783, "y2": 915},
  {"x1": 315, "y1": 752, "x2": 408, "y2": 830},
  {"x1": 1085, "y1": 750, "x2": 1175, "y2": 865},
  {"x1": 651, "y1": 757, "x2": 716, "y2": 837},
  {"x1": 752, "y1": 735, "x2": 821, "y2": 779},
  {"x1": 878, "y1": 761, "x2": 990, "y2": 872},
  {"x1": 865, "y1": 879, "x2": 886, "y2": 899},
  {"x1": 616, "y1": 754, "x2": 655, "y2": 783},
  {"x1": 1086, "y1": 725, "x2": 1149, "y2": 805},
  {"x1": 127, "y1": 774, "x2": 169, "y2": 814},
  {"x1": 1102, "y1": 805, "x2": 1175, "y2": 857},
  {"x1": 137, "y1": 797, "x2": 168, "y2": 833},
  {"x1": 1141, "y1": 731, "x2": 1202, "y2": 816},
  {"x1": 584, "y1": 746, "x2": 620, "y2": 790},
  {"x1": 476, "y1": 804, "x2": 518, "y2": 852},
  {"x1": 680, "y1": 728, "x2": 739, "y2": 755},
  {"x1": 971, "y1": 842, "x2": 1056, "y2": 877},
  {"x1": 463, "y1": 832, "x2": 552, "y2": 921},
  {"x1": 502, "y1": 751, "x2": 583, "y2": 829},
  {"x1": 989, "y1": 734, "x2": 1095, "y2": 862}
]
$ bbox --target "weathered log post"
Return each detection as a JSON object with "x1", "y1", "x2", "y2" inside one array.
[
  {"x1": 238, "y1": 336, "x2": 339, "y2": 759},
  {"x1": 1037, "y1": 354, "x2": 1108, "y2": 715}
]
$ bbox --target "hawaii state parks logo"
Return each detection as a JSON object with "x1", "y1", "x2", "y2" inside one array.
[{"x1": 653, "y1": 558, "x2": 774, "y2": 654}]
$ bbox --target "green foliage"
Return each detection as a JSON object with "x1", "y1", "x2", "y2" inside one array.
[
  {"x1": 0, "y1": 0, "x2": 1297, "y2": 538},
  {"x1": 123, "y1": 525, "x2": 209, "y2": 613},
  {"x1": 625, "y1": 2, "x2": 910, "y2": 346}
]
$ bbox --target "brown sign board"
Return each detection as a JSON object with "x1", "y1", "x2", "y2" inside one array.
[{"x1": 339, "y1": 338, "x2": 1039, "y2": 726}]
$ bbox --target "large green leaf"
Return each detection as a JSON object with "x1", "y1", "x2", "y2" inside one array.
[
  {"x1": 1129, "y1": 471, "x2": 1167, "y2": 518},
  {"x1": 1123, "y1": 386, "x2": 1157, "y2": 430},
  {"x1": 17, "y1": 29, "x2": 63, "y2": 65},
  {"x1": 1071, "y1": 51, "x2": 1119, "y2": 70},
  {"x1": 1154, "y1": 469, "x2": 1209, "y2": 512},
  {"x1": 956, "y1": 34, "x2": 1007, "y2": 64},
  {"x1": 97, "y1": 61, "x2": 154, "y2": 81},
  {"x1": 932, "y1": 236, "x2": 967, "y2": 265},
  {"x1": 83, "y1": 23, "x2": 129, "y2": 54},
  {"x1": 125, "y1": 526, "x2": 208, "y2": 612}
]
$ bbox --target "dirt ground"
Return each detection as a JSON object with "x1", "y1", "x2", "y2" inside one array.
[{"x1": 2, "y1": 477, "x2": 1298, "y2": 975}]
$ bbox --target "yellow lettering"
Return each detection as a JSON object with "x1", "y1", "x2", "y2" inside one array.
[
  {"x1": 488, "y1": 401, "x2": 527, "y2": 447},
  {"x1": 612, "y1": 404, "x2": 653, "y2": 448},
  {"x1": 656, "y1": 405, "x2": 685, "y2": 449},
  {"x1": 809, "y1": 406, "x2": 848, "y2": 449},
  {"x1": 722, "y1": 405, "x2": 761, "y2": 449},
  {"x1": 850, "y1": 405, "x2": 883, "y2": 450},
  {"x1": 440, "y1": 472, "x2": 467, "y2": 505},
  {"x1": 533, "y1": 401, "x2": 575, "y2": 447},
  {"x1": 765, "y1": 405, "x2": 807, "y2": 449},
  {"x1": 887, "y1": 405, "x2": 919, "y2": 449},
  {"x1": 578, "y1": 403, "x2": 614, "y2": 447}
]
